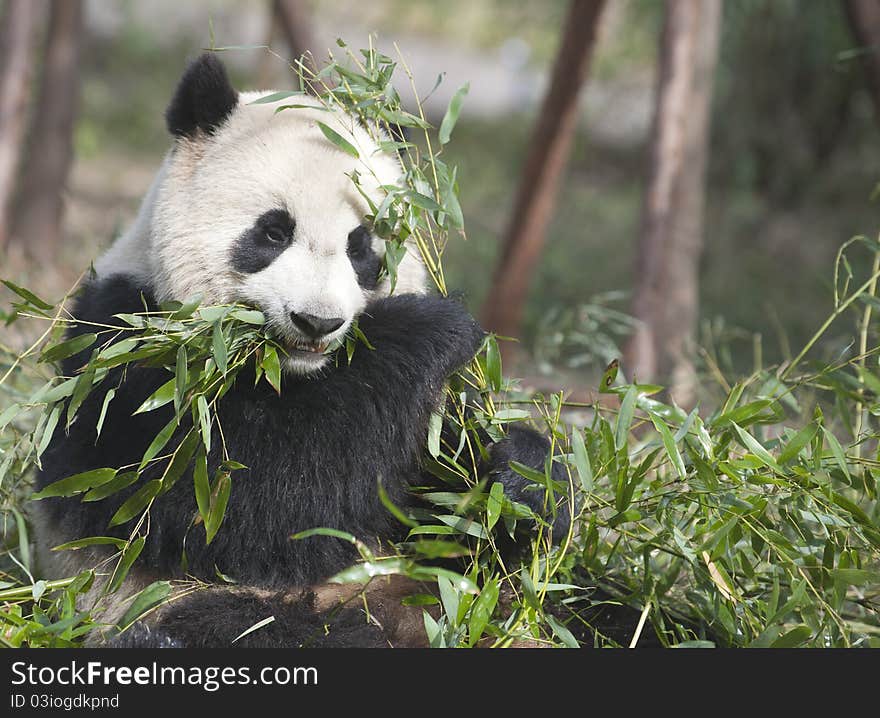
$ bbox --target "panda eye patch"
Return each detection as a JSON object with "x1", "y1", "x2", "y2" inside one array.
[
  {"x1": 347, "y1": 226, "x2": 371, "y2": 257},
  {"x1": 231, "y1": 208, "x2": 296, "y2": 274},
  {"x1": 347, "y1": 225, "x2": 380, "y2": 291}
]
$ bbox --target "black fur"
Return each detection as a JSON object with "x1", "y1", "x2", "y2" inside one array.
[
  {"x1": 487, "y1": 425, "x2": 573, "y2": 542},
  {"x1": 38, "y1": 275, "x2": 573, "y2": 645},
  {"x1": 108, "y1": 589, "x2": 388, "y2": 648},
  {"x1": 37, "y1": 276, "x2": 486, "y2": 587},
  {"x1": 347, "y1": 226, "x2": 381, "y2": 290},
  {"x1": 165, "y1": 53, "x2": 238, "y2": 138},
  {"x1": 230, "y1": 209, "x2": 297, "y2": 274}
]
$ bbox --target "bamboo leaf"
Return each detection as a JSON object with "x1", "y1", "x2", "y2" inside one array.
[
  {"x1": 108, "y1": 537, "x2": 146, "y2": 593},
  {"x1": 439, "y1": 82, "x2": 469, "y2": 144},
  {"x1": 133, "y1": 378, "x2": 175, "y2": 415},
  {"x1": 117, "y1": 581, "x2": 172, "y2": 631},
  {"x1": 108, "y1": 480, "x2": 161, "y2": 527},
  {"x1": 205, "y1": 471, "x2": 232, "y2": 544},
  {"x1": 316, "y1": 121, "x2": 359, "y2": 158},
  {"x1": 32, "y1": 468, "x2": 118, "y2": 500},
  {"x1": 40, "y1": 334, "x2": 97, "y2": 364},
  {"x1": 468, "y1": 578, "x2": 498, "y2": 646}
]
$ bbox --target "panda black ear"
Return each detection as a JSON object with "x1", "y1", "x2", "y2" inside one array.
[{"x1": 165, "y1": 53, "x2": 238, "y2": 138}]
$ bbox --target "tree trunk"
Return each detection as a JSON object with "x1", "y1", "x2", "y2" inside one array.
[
  {"x1": 274, "y1": 0, "x2": 318, "y2": 74},
  {"x1": 0, "y1": 0, "x2": 40, "y2": 251},
  {"x1": 11, "y1": 0, "x2": 84, "y2": 263},
  {"x1": 481, "y1": 0, "x2": 606, "y2": 364},
  {"x1": 256, "y1": 2, "x2": 281, "y2": 88},
  {"x1": 844, "y1": 0, "x2": 880, "y2": 120},
  {"x1": 624, "y1": 0, "x2": 722, "y2": 405}
]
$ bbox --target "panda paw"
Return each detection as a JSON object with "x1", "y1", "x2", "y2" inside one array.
[
  {"x1": 358, "y1": 293, "x2": 485, "y2": 376},
  {"x1": 487, "y1": 426, "x2": 573, "y2": 542}
]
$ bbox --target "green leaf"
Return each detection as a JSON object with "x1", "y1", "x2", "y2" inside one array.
[
  {"x1": 133, "y1": 378, "x2": 175, "y2": 414},
  {"x1": 546, "y1": 614, "x2": 579, "y2": 648},
  {"x1": 95, "y1": 388, "x2": 116, "y2": 440},
  {"x1": 212, "y1": 322, "x2": 228, "y2": 375},
  {"x1": 36, "y1": 404, "x2": 61, "y2": 460},
  {"x1": 292, "y1": 527, "x2": 360, "y2": 544},
  {"x1": 198, "y1": 306, "x2": 230, "y2": 323},
  {"x1": 82, "y1": 472, "x2": 138, "y2": 502},
  {"x1": 2, "y1": 280, "x2": 54, "y2": 309},
  {"x1": 138, "y1": 417, "x2": 178, "y2": 470},
  {"x1": 40, "y1": 334, "x2": 98, "y2": 364},
  {"x1": 160, "y1": 429, "x2": 199, "y2": 492},
  {"x1": 438, "y1": 82, "x2": 469, "y2": 144},
  {"x1": 117, "y1": 581, "x2": 172, "y2": 630},
  {"x1": 436, "y1": 515, "x2": 488, "y2": 538},
  {"x1": 262, "y1": 345, "x2": 282, "y2": 394},
  {"x1": 330, "y1": 558, "x2": 409, "y2": 584},
  {"x1": 196, "y1": 394, "x2": 211, "y2": 453},
  {"x1": 732, "y1": 423, "x2": 783, "y2": 474},
  {"x1": 384, "y1": 240, "x2": 407, "y2": 293},
  {"x1": 248, "y1": 90, "x2": 303, "y2": 104},
  {"x1": 194, "y1": 450, "x2": 210, "y2": 523},
  {"x1": 651, "y1": 415, "x2": 686, "y2": 479},
  {"x1": 468, "y1": 579, "x2": 498, "y2": 646},
  {"x1": 778, "y1": 421, "x2": 819, "y2": 464},
  {"x1": 486, "y1": 481, "x2": 504, "y2": 530},
  {"x1": 437, "y1": 576, "x2": 459, "y2": 625},
  {"x1": 0, "y1": 402, "x2": 20, "y2": 431},
  {"x1": 599, "y1": 359, "x2": 619, "y2": 393},
  {"x1": 520, "y1": 568, "x2": 541, "y2": 611},
  {"x1": 316, "y1": 121, "x2": 359, "y2": 158},
  {"x1": 401, "y1": 594, "x2": 439, "y2": 607},
  {"x1": 615, "y1": 385, "x2": 638, "y2": 450},
  {"x1": 427, "y1": 411, "x2": 443, "y2": 458},
  {"x1": 108, "y1": 537, "x2": 145, "y2": 593},
  {"x1": 108, "y1": 479, "x2": 161, "y2": 527},
  {"x1": 229, "y1": 309, "x2": 265, "y2": 324},
  {"x1": 31, "y1": 468, "x2": 118, "y2": 500},
  {"x1": 66, "y1": 359, "x2": 98, "y2": 429},
  {"x1": 485, "y1": 336, "x2": 502, "y2": 392},
  {"x1": 571, "y1": 427, "x2": 593, "y2": 493},
  {"x1": 406, "y1": 191, "x2": 443, "y2": 212},
  {"x1": 408, "y1": 540, "x2": 469, "y2": 559},
  {"x1": 770, "y1": 625, "x2": 812, "y2": 648},
  {"x1": 821, "y1": 427, "x2": 851, "y2": 481},
  {"x1": 423, "y1": 610, "x2": 443, "y2": 648},
  {"x1": 174, "y1": 344, "x2": 188, "y2": 415},
  {"x1": 205, "y1": 471, "x2": 232, "y2": 544}
]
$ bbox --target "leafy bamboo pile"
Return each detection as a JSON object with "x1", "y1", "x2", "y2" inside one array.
[{"x1": 0, "y1": 42, "x2": 878, "y2": 647}]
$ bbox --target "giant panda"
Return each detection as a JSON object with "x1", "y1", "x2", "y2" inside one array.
[{"x1": 33, "y1": 53, "x2": 571, "y2": 648}]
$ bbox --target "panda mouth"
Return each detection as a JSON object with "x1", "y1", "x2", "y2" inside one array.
[{"x1": 284, "y1": 340, "x2": 329, "y2": 356}]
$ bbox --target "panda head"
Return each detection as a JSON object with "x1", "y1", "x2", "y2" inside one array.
[{"x1": 144, "y1": 53, "x2": 426, "y2": 374}]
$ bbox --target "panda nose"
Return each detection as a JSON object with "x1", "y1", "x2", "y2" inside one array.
[{"x1": 289, "y1": 312, "x2": 345, "y2": 340}]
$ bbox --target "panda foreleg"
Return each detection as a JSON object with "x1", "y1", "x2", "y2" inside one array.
[
  {"x1": 106, "y1": 577, "x2": 432, "y2": 648},
  {"x1": 485, "y1": 425, "x2": 574, "y2": 542}
]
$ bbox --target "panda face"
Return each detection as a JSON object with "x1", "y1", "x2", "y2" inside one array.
[
  {"x1": 101, "y1": 54, "x2": 427, "y2": 375},
  {"x1": 229, "y1": 203, "x2": 380, "y2": 374}
]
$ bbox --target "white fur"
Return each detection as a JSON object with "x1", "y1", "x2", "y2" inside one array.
[{"x1": 96, "y1": 91, "x2": 427, "y2": 373}]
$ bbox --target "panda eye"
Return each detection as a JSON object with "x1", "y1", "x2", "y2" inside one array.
[
  {"x1": 263, "y1": 226, "x2": 289, "y2": 245},
  {"x1": 347, "y1": 226, "x2": 371, "y2": 257}
]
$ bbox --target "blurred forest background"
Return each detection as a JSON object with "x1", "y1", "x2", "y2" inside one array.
[{"x1": 1, "y1": 0, "x2": 879, "y2": 403}]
